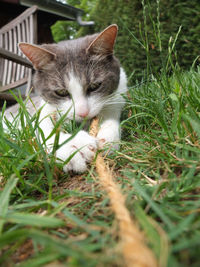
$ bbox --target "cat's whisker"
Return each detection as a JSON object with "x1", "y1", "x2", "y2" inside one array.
[{"x1": 100, "y1": 95, "x2": 126, "y2": 106}]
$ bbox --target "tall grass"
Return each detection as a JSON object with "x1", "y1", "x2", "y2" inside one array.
[
  {"x1": 121, "y1": 67, "x2": 200, "y2": 266},
  {"x1": 0, "y1": 2, "x2": 200, "y2": 266}
]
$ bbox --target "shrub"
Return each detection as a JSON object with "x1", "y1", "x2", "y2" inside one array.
[{"x1": 51, "y1": 0, "x2": 200, "y2": 81}]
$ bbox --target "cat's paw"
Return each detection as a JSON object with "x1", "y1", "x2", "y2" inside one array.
[
  {"x1": 98, "y1": 137, "x2": 119, "y2": 151},
  {"x1": 57, "y1": 131, "x2": 97, "y2": 173},
  {"x1": 97, "y1": 124, "x2": 120, "y2": 151}
]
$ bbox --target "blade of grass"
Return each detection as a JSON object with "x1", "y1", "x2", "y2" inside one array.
[{"x1": 0, "y1": 175, "x2": 18, "y2": 234}]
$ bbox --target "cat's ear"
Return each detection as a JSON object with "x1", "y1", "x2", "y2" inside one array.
[
  {"x1": 87, "y1": 24, "x2": 118, "y2": 55},
  {"x1": 18, "y1": 43, "x2": 56, "y2": 70}
]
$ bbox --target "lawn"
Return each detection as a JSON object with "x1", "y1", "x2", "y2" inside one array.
[{"x1": 0, "y1": 66, "x2": 200, "y2": 266}]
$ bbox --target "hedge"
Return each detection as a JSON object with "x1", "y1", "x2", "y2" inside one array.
[{"x1": 52, "y1": 0, "x2": 200, "y2": 81}]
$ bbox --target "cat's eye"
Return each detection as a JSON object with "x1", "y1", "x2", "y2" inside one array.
[
  {"x1": 87, "y1": 82, "x2": 102, "y2": 93},
  {"x1": 55, "y1": 89, "x2": 70, "y2": 97}
]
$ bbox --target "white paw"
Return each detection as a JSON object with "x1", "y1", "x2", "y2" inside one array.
[
  {"x1": 97, "y1": 138, "x2": 119, "y2": 151},
  {"x1": 56, "y1": 131, "x2": 97, "y2": 173},
  {"x1": 97, "y1": 124, "x2": 120, "y2": 151}
]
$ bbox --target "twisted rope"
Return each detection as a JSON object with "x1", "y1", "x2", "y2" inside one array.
[{"x1": 90, "y1": 117, "x2": 157, "y2": 267}]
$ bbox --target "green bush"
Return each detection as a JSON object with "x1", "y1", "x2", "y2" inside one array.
[{"x1": 51, "y1": 0, "x2": 200, "y2": 81}]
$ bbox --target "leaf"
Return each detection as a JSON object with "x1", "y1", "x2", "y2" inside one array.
[
  {"x1": 5, "y1": 212, "x2": 65, "y2": 228},
  {"x1": 169, "y1": 93, "x2": 178, "y2": 102},
  {"x1": 169, "y1": 213, "x2": 196, "y2": 240},
  {"x1": 184, "y1": 114, "x2": 200, "y2": 139},
  {"x1": 132, "y1": 180, "x2": 174, "y2": 230},
  {"x1": 0, "y1": 176, "x2": 18, "y2": 233}
]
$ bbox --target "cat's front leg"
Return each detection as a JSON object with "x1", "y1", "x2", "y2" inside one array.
[
  {"x1": 97, "y1": 105, "x2": 122, "y2": 151},
  {"x1": 97, "y1": 119, "x2": 120, "y2": 150}
]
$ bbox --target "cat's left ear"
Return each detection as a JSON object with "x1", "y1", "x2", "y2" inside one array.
[
  {"x1": 87, "y1": 24, "x2": 118, "y2": 55},
  {"x1": 18, "y1": 43, "x2": 56, "y2": 70}
]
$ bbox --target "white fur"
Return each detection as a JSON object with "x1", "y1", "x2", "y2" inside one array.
[
  {"x1": 67, "y1": 73, "x2": 89, "y2": 118},
  {"x1": 97, "y1": 68, "x2": 127, "y2": 149}
]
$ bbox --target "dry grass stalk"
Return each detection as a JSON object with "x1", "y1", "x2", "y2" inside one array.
[{"x1": 90, "y1": 117, "x2": 158, "y2": 267}]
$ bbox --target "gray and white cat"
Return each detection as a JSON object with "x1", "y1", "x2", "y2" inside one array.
[{"x1": 4, "y1": 25, "x2": 127, "y2": 173}]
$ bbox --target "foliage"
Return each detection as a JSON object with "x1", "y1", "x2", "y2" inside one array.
[
  {"x1": 51, "y1": 0, "x2": 97, "y2": 42},
  {"x1": 51, "y1": 0, "x2": 200, "y2": 81},
  {"x1": 81, "y1": 0, "x2": 200, "y2": 81}
]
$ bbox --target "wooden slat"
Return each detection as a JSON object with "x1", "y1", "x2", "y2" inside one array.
[
  {"x1": 0, "y1": 77, "x2": 28, "y2": 92},
  {"x1": 25, "y1": 17, "x2": 30, "y2": 42},
  {"x1": 0, "y1": 31, "x2": 3, "y2": 82},
  {"x1": 21, "y1": 20, "x2": 26, "y2": 79},
  {"x1": 7, "y1": 30, "x2": 13, "y2": 85},
  {"x1": 16, "y1": 23, "x2": 22, "y2": 81},
  {"x1": 26, "y1": 68, "x2": 32, "y2": 95},
  {"x1": 2, "y1": 33, "x2": 8, "y2": 86},
  {"x1": 29, "y1": 15, "x2": 33, "y2": 43},
  {"x1": 12, "y1": 26, "x2": 18, "y2": 83},
  {"x1": 0, "y1": 47, "x2": 33, "y2": 68},
  {"x1": 32, "y1": 12, "x2": 38, "y2": 44}
]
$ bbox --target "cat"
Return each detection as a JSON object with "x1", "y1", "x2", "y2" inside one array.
[{"x1": 4, "y1": 24, "x2": 127, "y2": 173}]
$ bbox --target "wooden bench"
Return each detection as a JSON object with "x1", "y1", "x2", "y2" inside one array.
[{"x1": 0, "y1": 6, "x2": 37, "y2": 100}]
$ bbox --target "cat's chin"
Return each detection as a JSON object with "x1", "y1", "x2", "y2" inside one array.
[{"x1": 69, "y1": 113, "x2": 96, "y2": 123}]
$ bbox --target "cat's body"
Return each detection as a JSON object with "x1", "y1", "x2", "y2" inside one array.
[{"x1": 4, "y1": 25, "x2": 127, "y2": 173}]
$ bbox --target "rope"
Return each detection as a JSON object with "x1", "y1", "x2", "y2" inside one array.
[{"x1": 90, "y1": 117, "x2": 157, "y2": 267}]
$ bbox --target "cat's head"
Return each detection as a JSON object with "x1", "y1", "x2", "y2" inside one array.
[{"x1": 19, "y1": 25, "x2": 120, "y2": 122}]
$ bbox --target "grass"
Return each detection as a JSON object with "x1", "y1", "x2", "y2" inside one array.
[
  {"x1": 1, "y1": 1, "x2": 200, "y2": 264},
  {"x1": 120, "y1": 68, "x2": 200, "y2": 266},
  {"x1": 0, "y1": 67, "x2": 200, "y2": 266}
]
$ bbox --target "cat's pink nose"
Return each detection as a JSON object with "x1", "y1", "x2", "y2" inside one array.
[
  {"x1": 78, "y1": 110, "x2": 89, "y2": 118},
  {"x1": 76, "y1": 99, "x2": 89, "y2": 118}
]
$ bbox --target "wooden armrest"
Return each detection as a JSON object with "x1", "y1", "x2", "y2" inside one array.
[{"x1": 0, "y1": 47, "x2": 33, "y2": 68}]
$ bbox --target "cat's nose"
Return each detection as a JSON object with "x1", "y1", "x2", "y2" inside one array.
[
  {"x1": 78, "y1": 110, "x2": 89, "y2": 118},
  {"x1": 76, "y1": 99, "x2": 89, "y2": 118}
]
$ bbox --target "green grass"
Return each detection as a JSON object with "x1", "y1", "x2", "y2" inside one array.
[
  {"x1": 120, "y1": 68, "x2": 200, "y2": 266},
  {"x1": 0, "y1": 67, "x2": 200, "y2": 266},
  {"x1": 1, "y1": 3, "x2": 200, "y2": 263}
]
